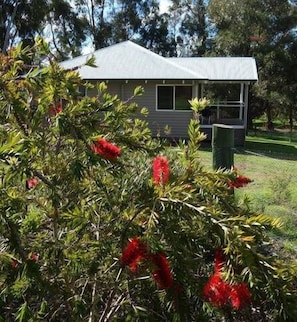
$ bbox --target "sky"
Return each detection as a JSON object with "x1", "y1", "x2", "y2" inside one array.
[{"x1": 159, "y1": 0, "x2": 171, "y2": 14}]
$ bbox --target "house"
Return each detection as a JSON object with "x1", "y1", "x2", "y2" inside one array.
[{"x1": 60, "y1": 41, "x2": 258, "y2": 145}]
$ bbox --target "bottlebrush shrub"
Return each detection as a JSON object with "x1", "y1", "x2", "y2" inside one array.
[{"x1": 0, "y1": 40, "x2": 296, "y2": 321}]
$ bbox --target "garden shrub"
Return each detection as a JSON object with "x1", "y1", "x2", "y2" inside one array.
[{"x1": 0, "y1": 40, "x2": 296, "y2": 321}]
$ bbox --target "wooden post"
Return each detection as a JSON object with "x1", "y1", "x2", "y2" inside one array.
[{"x1": 212, "y1": 124, "x2": 234, "y2": 170}]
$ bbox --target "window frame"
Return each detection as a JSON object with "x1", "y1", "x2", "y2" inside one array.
[
  {"x1": 200, "y1": 82, "x2": 245, "y2": 124},
  {"x1": 156, "y1": 84, "x2": 193, "y2": 112}
]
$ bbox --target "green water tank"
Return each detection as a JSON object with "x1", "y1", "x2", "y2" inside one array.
[{"x1": 212, "y1": 124, "x2": 234, "y2": 170}]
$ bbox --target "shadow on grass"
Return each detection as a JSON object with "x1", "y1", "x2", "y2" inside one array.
[
  {"x1": 249, "y1": 129, "x2": 297, "y2": 143},
  {"x1": 241, "y1": 140, "x2": 297, "y2": 160},
  {"x1": 200, "y1": 141, "x2": 297, "y2": 160}
]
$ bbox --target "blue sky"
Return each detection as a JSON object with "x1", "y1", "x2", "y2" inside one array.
[{"x1": 159, "y1": 0, "x2": 170, "y2": 13}]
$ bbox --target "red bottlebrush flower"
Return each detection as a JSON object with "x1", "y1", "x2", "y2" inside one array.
[
  {"x1": 152, "y1": 156, "x2": 170, "y2": 186},
  {"x1": 29, "y1": 252, "x2": 39, "y2": 262},
  {"x1": 91, "y1": 138, "x2": 121, "y2": 160},
  {"x1": 11, "y1": 259, "x2": 19, "y2": 268},
  {"x1": 55, "y1": 102, "x2": 63, "y2": 114},
  {"x1": 229, "y1": 283, "x2": 252, "y2": 310},
  {"x1": 204, "y1": 249, "x2": 252, "y2": 310},
  {"x1": 49, "y1": 102, "x2": 63, "y2": 116},
  {"x1": 151, "y1": 252, "x2": 174, "y2": 289},
  {"x1": 203, "y1": 274, "x2": 231, "y2": 307},
  {"x1": 121, "y1": 237, "x2": 148, "y2": 272},
  {"x1": 26, "y1": 178, "x2": 38, "y2": 189},
  {"x1": 249, "y1": 35, "x2": 264, "y2": 42},
  {"x1": 214, "y1": 248, "x2": 225, "y2": 274},
  {"x1": 228, "y1": 174, "x2": 252, "y2": 188}
]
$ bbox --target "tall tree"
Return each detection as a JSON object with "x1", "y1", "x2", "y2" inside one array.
[
  {"x1": 167, "y1": 0, "x2": 209, "y2": 56},
  {"x1": 46, "y1": 0, "x2": 89, "y2": 60},
  {"x1": 76, "y1": 0, "x2": 171, "y2": 52},
  {"x1": 138, "y1": 11, "x2": 178, "y2": 56},
  {"x1": 1, "y1": 1, "x2": 174, "y2": 58},
  {"x1": 74, "y1": 0, "x2": 113, "y2": 50},
  {"x1": 133, "y1": 1, "x2": 177, "y2": 56},
  {"x1": 1, "y1": 0, "x2": 48, "y2": 53},
  {"x1": 110, "y1": 0, "x2": 147, "y2": 43},
  {"x1": 1, "y1": 0, "x2": 88, "y2": 59},
  {"x1": 208, "y1": 0, "x2": 297, "y2": 130}
]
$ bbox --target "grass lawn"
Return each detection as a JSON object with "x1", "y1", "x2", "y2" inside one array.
[{"x1": 198, "y1": 132, "x2": 297, "y2": 258}]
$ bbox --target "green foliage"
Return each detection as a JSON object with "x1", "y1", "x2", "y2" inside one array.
[
  {"x1": 0, "y1": 41, "x2": 296, "y2": 321},
  {"x1": 268, "y1": 170, "x2": 292, "y2": 203},
  {"x1": 168, "y1": 0, "x2": 209, "y2": 56},
  {"x1": 208, "y1": 0, "x2": 297, "y2": 128},
  {"x1": 85, "y1": 55, "x2": 97, "y2": 68}
]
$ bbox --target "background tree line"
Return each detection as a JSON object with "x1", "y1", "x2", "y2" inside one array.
[{"x1": 1, "y1": 0, "x2": 297, "y2": 130}]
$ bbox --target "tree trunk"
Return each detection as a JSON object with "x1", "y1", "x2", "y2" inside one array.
[
  {"x1": 289, "y1": 106, "x2": 293, "y2": 133},
  {"x1": 2, "y1": 1, "x2": 19, "y2": 53},
  {"x1": 265, "y1": 101, "x2": 274, "y2": 131}
]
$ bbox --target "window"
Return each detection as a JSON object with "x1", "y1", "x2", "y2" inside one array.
[
  {"x1": 219, "y1": 105, "x2": 241, "y2": 119},
  {"x1": 202, "y1": 84, "x2": 241, "y2": 103},
  {"x1": 157, "y1": 85, "x2": 192, "y2": 110},
  {"x1": 201, "y1": 83, "x2": 244, "y2": 123}
]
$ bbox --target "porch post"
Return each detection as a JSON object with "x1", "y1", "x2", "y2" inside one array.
[
  {"x1": 243, "y1": 83, "x2": 249, "y2": 134},
  {"x1": 240, "y1": 83, "x2": 244, "y2": 120},
  {"x1": 193, "y1": 81, "x2": 199, "y2": 98}
]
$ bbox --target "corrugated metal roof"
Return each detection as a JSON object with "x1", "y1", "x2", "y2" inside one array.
[
  {"x1": 168, "y1": 57, "x2": 258, "y2": 81},
  {"x1": 61, "y1": 41, "x2": 258, "y2": 81}
]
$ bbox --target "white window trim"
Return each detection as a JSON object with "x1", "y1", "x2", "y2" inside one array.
[{"x1": 201, "y1": 83, "x2": 245, "y2": 121}]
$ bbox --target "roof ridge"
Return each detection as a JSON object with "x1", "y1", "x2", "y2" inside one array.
[
  {"x1": 124, "y1": 41, "x2": 207, "y2": 79},
  {"x1": 61, "y1": 41, "x2": 132, "y2": 65}
]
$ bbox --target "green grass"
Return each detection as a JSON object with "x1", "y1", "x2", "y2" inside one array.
[
  {"x1": 244, "y1": 134, "x2": 297, "y2": 157},
  {"x1": 198, "y1": 132, "x2": 297, "y2": 258}
]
